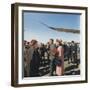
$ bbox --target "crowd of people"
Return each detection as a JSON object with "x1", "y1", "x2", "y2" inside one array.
[{"x1": 24, "y1": 39, "x2": 80, "y2": 77}]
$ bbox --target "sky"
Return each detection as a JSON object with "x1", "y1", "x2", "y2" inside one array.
[{"x1": 24, "y1": 11, "x2": 80, "y2": 44}]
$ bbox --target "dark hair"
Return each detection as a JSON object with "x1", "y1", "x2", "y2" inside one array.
[
  {"x1": 50, "y1": 39, "x2": 54, "y2": 43},
  {"x1": 30, "y1": 40, "x2": 37, "y2": 46},
  {"x1": 27, "y1": 42, "x2": 29, "y2": 45},
  {"x1": 72, "y1": 41, "x2": 74, "y2": 43},
  {"x1": 24, "y1": 40, "x2": 27, "y2": 45}
]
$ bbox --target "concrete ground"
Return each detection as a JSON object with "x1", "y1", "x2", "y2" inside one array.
[{"x1": 39, "y1": 58, "x2": 80, "y2": 76}]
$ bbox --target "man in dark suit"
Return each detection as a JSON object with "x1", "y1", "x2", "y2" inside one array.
[{"x1": 49, "y1": 39, "x2": 56, "y2": 76}]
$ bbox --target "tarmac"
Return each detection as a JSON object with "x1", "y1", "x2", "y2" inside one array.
[{"x1": 39, "y1": 57, "x2": 80, "y2": 76}]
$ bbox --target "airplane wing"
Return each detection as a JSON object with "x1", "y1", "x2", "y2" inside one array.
[
  {"x1": 40, "y1": 22, "x2": 80, "y2": 34},
  {"x1": 49, "y1": 27, "x2": 80, "y2": 34}
]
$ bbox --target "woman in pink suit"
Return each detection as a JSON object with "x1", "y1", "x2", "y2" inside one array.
[{"x1": 55, "y1": 39, "x2": 64, "y2": 76}]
